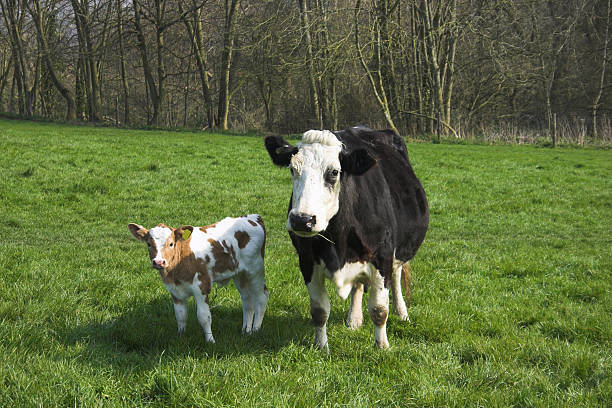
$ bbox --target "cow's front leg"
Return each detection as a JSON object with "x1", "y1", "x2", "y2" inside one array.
[
  {"x1": 171, "y1": 295, "x2": 188, "y2": 333},
  {"x1": 368, "y1": 271, "x2": 390, "y2": 349},
  {"x1": 307, "y1": 268, "x2": 330, "y2": 352},
  {"x1": 346, "y1": 283, "x2": 364, "y2": 329}
]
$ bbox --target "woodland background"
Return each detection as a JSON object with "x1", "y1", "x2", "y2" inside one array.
[{"x1": 1, "y1": 0, "x2": 611, "y2": 144}]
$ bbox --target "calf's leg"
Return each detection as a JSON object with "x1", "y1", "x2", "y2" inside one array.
[
  {"x1": 233, "y1": 273, "x2": 255, "y2": 334},
  {"x1": 193, "y1": 292, "x2": 215, "y2": 343},
  {"x1": 171, "y1": 295, "x2": 188, "y2": 333},
  {"x1": 251, "y1": 271, "x2": 269, "y2": 333}
]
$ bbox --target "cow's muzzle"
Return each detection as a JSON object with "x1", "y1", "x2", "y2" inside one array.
[{"x1": 289, "y1": 212, "x2": 317, "y2": 233}]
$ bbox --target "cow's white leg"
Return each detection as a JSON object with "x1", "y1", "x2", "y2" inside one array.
[
  {"x1": 193, "y1": 292, "x2": 215, "y2": 343},
  {"x1": 391, "y1": 262, "x2": 409, "y2": 321},
  {"x1": 233, "y1": 274, "x2": 255, "y2": 334},
  {"x1": 251, "y1": 269, "x2": 269, "y2": 332},
  {"x1": 171, "y1": 296, "x2": 188, "y2": 333},
  {"x1": 307, "y1": 267, "x2": 330, "y2": 352},
  {"x1": 368, "y1": 271, "x2": 390, "y2": 349},
  {"x1": 346, "y1": 283, "x2": 364, "y2": 329}
]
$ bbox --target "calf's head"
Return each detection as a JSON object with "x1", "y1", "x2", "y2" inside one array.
[
  {"x1": 265, "y1": 130, "x2": 376, "y2": 237},
  {"x1": 128, "y1": 223, "x2": 194, "y2": 270}
]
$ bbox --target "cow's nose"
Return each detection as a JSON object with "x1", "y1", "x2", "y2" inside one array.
[{"x1": 289, "y1": 213, "x2": 316, "y2": 232}]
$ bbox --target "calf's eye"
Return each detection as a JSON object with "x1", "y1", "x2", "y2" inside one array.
[{"x1": 331, "y1": 169, "x2": 339, "y2": 176}]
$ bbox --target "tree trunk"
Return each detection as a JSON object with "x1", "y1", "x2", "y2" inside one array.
[
  {"x1": 28, "y1": 0, "x2": 76, "y2": 121},
  {"x1": 179, "y1": 0, "x2": 215, "y2": 130},
  {"x1": 298, "y1": 0, "x2": 320, "y2": 125},
  {"x1": 355, "y1": 0, "x2": 398, "y2": 133},
  {"x1": 592, "y1": 0, "x2": 610, "y2": 141},
  {"x1": 117, "y1": 0, "x2": 130, "y2": 125},
  {"x1": 218, "y1": 0, "x2": 240, "y2": 130}
]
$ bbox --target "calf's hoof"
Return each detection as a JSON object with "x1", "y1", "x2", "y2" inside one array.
[
  {"x1": 314, "y1": 341, "x2": 329, "y2": 354},
  {"x1": 346, "y1": 317, "x2": 363, "y2": 330},
  {"x1": 374, "y1": 339, "x2": 390, "y2": 349}
]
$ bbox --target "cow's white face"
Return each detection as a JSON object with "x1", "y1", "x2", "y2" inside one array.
[
  {"x1": 287, "y1": 130, "x2": 343, "y2": 237},
  {"x1": 265, "y1": 129, "x2": 377, "y2": 238}
]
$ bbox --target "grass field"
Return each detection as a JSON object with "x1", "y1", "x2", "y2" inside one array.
[{"x1": 0, "y1": 119, "x2": 610, "y2": 407}]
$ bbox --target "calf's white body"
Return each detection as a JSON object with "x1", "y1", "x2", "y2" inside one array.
[{"x1": 129, "y1": 214, "x2": 268, "y2": 343}]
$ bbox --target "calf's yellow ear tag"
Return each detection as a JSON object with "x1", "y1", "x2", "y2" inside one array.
[{"x1": 182, "y1": 229, "x2": 191, "y2": 240}]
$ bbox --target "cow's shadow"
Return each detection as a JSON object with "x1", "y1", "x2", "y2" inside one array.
[{"x1": 55, "y1": 295, "x2": 313, "y2": 370}]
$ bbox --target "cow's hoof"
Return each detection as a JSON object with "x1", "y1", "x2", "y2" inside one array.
[{"x1": 177, "y1": 326, "x2": 186, "y2": 334}]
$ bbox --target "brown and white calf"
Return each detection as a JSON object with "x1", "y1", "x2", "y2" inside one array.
[{"x1": 128, "y1": 214, "x2": 268, "y2": 343}]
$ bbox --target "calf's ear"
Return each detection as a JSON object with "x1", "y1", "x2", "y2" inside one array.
[
  {"x1": 128, "y1": 223, "x2": 149, "y2": 241},
  {"x1": 176, "y1": 225, "x2": 194, "y2": 241},
  {"x1": 340, "y1": 148, "x2": 377, "y2": 175},
  {"x1": 265, "y1": 136, "x2": 298, "y2": 167}
]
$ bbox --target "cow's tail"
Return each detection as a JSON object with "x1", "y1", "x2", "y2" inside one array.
[{"x1": 401, "y1": 262, "x2": 412, "y2": 306}]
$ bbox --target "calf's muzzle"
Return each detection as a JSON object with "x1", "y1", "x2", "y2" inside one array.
[{"x1": 152, "y1": 258, "x2": 167, "y2": 269}]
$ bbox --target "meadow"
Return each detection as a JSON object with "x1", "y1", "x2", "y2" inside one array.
[{"x1": 0, "y1": 119, "x2": 610, "y2": 407}]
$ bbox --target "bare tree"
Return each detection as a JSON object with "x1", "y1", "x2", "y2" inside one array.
[
  {"x1": 179, "y1": 0, "x2": 215, "y2": 130},
  {"x1": 591, "y1": 0, "x2": 611, "y2": 141},
  {"x1": 27, "y1": 0, "x2": 76, "y2": 121}
]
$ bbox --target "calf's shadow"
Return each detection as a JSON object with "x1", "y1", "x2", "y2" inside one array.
[{"x1": 55, "y1": 294, "x2": 312, "y2": 371}]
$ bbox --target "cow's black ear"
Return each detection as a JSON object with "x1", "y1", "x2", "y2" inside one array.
[
  {"x1": 265, "y1": 136, "x2": 298, "y2": 167},
  {"x1": 340, "y1": 148, "x2": 377, "y2": 175}
]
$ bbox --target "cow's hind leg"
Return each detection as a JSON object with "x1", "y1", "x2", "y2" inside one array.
[
  {"x1": 391, "y1": 261, "x2": 410, "y2": 321},
  {"x1": 368, "y1": 270, "x2": 390, "y2": 349},
  {"x1": 233, "y1": 273, "x2": 255, "y2": 334},
  {"x1": 307, "y1": 268, "x2": 330, "y2": 352},
  {"x1": 346, "y1": 283, "x2": 364, "y2": 329}
]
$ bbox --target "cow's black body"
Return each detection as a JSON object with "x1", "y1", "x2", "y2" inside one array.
[{"x1": 267, "y1": 126, "x2": 429, "y2": 287}]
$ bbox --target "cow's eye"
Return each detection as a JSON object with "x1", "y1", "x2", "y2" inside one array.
[
  {"x1": 325, "y1": 169, "x2": 340, "y2": 185},
  {"x1": 147, "y1": 242, "x2": 152, "y2": 247},
  {"x1": 169, "y1": 242, "x2": 174, "y2": 247}
]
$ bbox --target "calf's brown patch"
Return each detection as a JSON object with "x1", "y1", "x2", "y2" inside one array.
[
  {"x1": 159, "y1": 236, "x2": 208, "y2": 286},
  {"x1": 234, "y1": 230, "x2": 250, "y2": 249},
  {"x1": 200, "y1": 223, "x2": 217, "y2": 233},
  {"x1": 209, "y1": 238, "x2": 238, "y2": 274}
]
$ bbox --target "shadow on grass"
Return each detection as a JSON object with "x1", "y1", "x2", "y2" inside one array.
[{"x1": 54, "y1": 296, "x2": 313, "y2": 370}]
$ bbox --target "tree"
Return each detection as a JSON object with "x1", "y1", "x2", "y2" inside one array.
[{"x1": 27, "y1": 0, "x2": 76, "y2": 121}]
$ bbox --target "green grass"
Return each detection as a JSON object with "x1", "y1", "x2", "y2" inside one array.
[{"x1": 1, "y1": 119, "x2": 610, "y2": 407}]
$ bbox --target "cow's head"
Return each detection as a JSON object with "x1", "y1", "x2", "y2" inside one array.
[
  {"x1": 128, "y1": 223, "x2": 194, "y2": 270},
  {"x1": 265, "y1": 130, "x2": 376, "y2": 237}
]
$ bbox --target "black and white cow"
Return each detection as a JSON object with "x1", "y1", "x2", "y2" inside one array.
[{"x1": 265, "y1": 126, "x2": 429, "y2": 350}]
